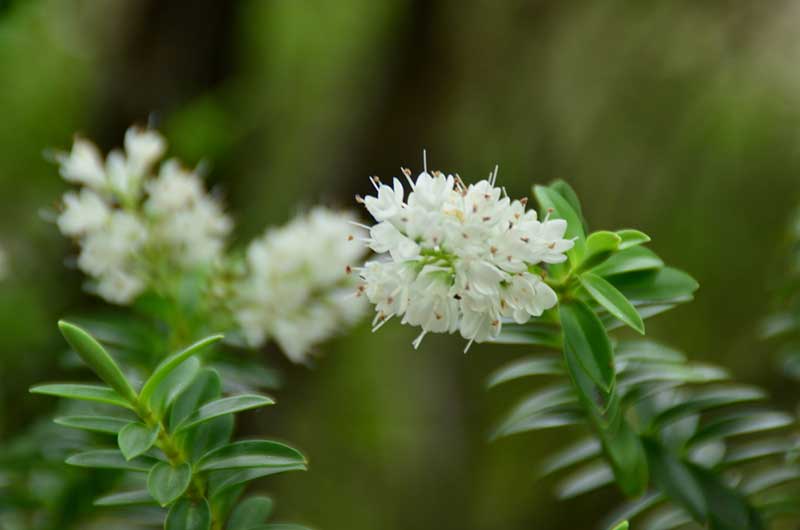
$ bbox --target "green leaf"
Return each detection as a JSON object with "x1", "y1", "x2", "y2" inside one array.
[
  {"x1": 591, "y1": 246, "x2": 664, "y2": 277},
  {"x1": 185, "y1": 414, "x2": 235, "y2": 463},
  {"x1": 549, "y1": 179, "x2": 586, "y2": 230},
  {"x1": 148, "y1": 461, "x2": 193, "y2": 507},
  {"x1": 610, "y1": 267, "x2": 699, "y2": 303},
  {"x1": 534, "y1": 184, "x2": 586, "y2": 263},
  {"x1": 176, "y1": 394, "x2": 274, "y2": 432},
  {"x1": 66, "y1": 449, "x2": 155, "y2": 472},
  {"x1": 492, "y1": 321, "x2": 561, "y2": 348},
  {"x1": 57, "y1": 320, "x2": 138, "y2": 405},
  {"x1": 559, "y1": 300, "x2": 615, "y2": 392},
  {"x1": 197, "y1": 440, "x2": 306, "y2": 473},
  {"x1": 556, "y1": 461, "x2": 614, "y2": 499},
  {"x1": 540, "y1": 438, "x2": 601, "y2": 477},
  {"x1": 209, "y1": 467, "x2": 307, "y2": 498},
  {"x1": 54, "y1": 415, "x2": 130, "y2": 435},
  {"x1": 139, "y1": 334, "x2": 223, "y2": 408},
  {"x1": 610, "y1": 522, "x2": 629, "y2": 530},
  {"x1": 166, "y1": 498, "x2": 211, "y2": 530},
  {"x1": 30, "y1": 383, "x2": 133, "y2": 409},
  {"x1": 492, "y1": 385, "x2": 579, "y2": 439},
  {"x1": 602, "y1": 420, "x2": 648, "y2": 496},
  {"x1": 651, "y1": 385, "x2": 766, "y2": 429},
  {"x1": 227, "y1": 495, "x2": 274, "y2": 530},
  {"x1": 616, "y1": 229, "x2": 650, "y2": 250},
  {"x1": 149, "y1": 357, "x2": 201, "y2": 418},
  {"x1": 170, "y1": 368, "x2": 222, "y2": 430},
  {"x1": 643, "y1": 438, "x2": 707, "y2": 523},
  {"x1": 94, "y1": 490, "x2": 155, "y2": 506},
  {"x1": 688, "y1": 411, "x2": 794, "y2": 448},
  {"x1": 690, "y1": 462, "x2": 764, "y2": 530},
  {"x1": 580, "y1": 272, "x2": 644, "y2": 334},
  {"x1": 487, "y1": 356, "x2": 563, "y2": 388},
  {"x1": 579, "y1": 231, "x2": 621, "y2": 271},
  {"x1": 118, "y1": 422, "x2": 159, "y2": 460}
]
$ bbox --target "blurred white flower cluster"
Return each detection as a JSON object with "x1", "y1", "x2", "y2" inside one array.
[
  {"x1": 358, "y1": 165, "x2": 574, "y2": 349},
  {"x1": 233, "y1": 207, "x2": 367, "y2": 363},
  {"x1": 55, "y1": 126, "x2": 232, "y2": 304}
]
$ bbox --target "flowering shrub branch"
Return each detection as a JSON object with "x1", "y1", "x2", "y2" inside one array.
[{"x1": 31, "y1": 321, "x2": 309, "y2": 530}]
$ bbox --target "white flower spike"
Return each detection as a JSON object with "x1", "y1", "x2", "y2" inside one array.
[
  {"x1": 54, "y1": 126, "x2": 231, "y2": 304},
  {"x1": 232, "y1": 207, "x2": 368, "y2": 363},
  {"x1": 357, "y1": 160, "x2": 574, "y2": 350}
]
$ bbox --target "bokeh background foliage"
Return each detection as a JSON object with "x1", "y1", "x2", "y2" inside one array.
[{"x1": 2, "y1": 0, "x2": 800, "y2": 528}]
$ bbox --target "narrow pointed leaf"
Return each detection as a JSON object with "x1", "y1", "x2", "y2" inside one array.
[
  {"x1": 94, "y1": 489, "x2": 155, "y2": 506},
  {"x1": 616, "y1": 229, "x2": 650, "y2": 249},
  {"x1": 55, "y1": 415, "x2": 130, "y2": 435},
  {"x1": 580, "y1": 272, "x2": 645, "y2": 334},
  {"x1": 30, "y1": 383, "x2": 133, "y2": 409},
  {"x1": 557, "y1": 461, "x2": 614, "y2": 499},
  {"x1": 487, "y1": 356, "x2": 563, "y2": 388},
  {"x1": 148, "y1": 461, "x2": 192, "y2": 507},
  {"x1": 592, "y1": 246, "x2": 664, "y2": 277},
  {"x1": 227, "y1": 495, "x2": 274, "y2": 530},
  {"x1": 57, "y1": 320, "x2": 138, "y2": 404},
  {"x1": 579, "y1": 231, "x2": 621, "y2": 271},
  {"x1": 610, "y1": 522, "x2": 629, "y2": 530},
  {"x1": 118, "y1": 422, "x2": 159, "y2": 460},
  {"x1": 209, "y1": 466, "x2": 308, "y2": 498},
  {"x1": 610, "y1": 267, "x2": 699, "y2": 303},
  {"x1": 559, "y1": 300, "x2": 615, "y2": 392},
  {"x1": 166, "y1": 498, "x2": 211, "y2": 530},
  {"x1": 139, "y1": 334, "x2": 223, "y2": 407},
  {"x1": 176, "y1": 394, "x2": 274, "y2": 432},
  {"x1": 197, "y1": 440, "x2": 306, "y2": 473},
  {"x1": 66, "y1": 449, "x2": 155, "y2": 471}
]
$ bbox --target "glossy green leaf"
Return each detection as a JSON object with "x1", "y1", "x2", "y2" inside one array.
[
  {"x1": 610, "y1": 522, "x2": 629, "y2": 530},
  {"x1": 227, "y1": 495, "x2": 274, "y2": 530},
  {"x1": 166, "y1": 498, "x2": 211, "y2": 530},
  {"x1": 610, "y1": 267, "x2": 699, "y2": 303},
  {"x1": 176, "y1": 394, "x2": 274, "y2": 432},
  {"x1": 487, "y1": 356, "x2": 563, "y2": 388},
  {"x1": 559, "y1": 300, "x2": 615, "y2": 392},
  {"x1": 57, "y1": 320, "x2": 138, "y2": 404},
  {"x1": 493, "y1": 321, "x2": 562, "y2": 348},
  {"x1": 651, "y1": 385, "x2": 766, "y2": 429},
  {"x1": 580, "y1": 272, "x2": 644, "y2": 334},
  {"x1": 689, "y1": 411, "x2": 794, "y2": 448},
  {"x1": 94, "y1": 489, "x2": 155, "y2": 506},
  {"x1": 549, "y1": 179, "x2": 587, "y2": 231},
  {"x1": 534, "y1": 184, "x2": 586, "y2": 262},
  {"x1": 148, "y1": 461, "x2": 192, "y2": 507},
  {"x1": 197, "y1": 440, "x2": 306, "y2": 473},
  {"x1": 66, "y1": 449, "x2": 155, "y2": 472},
  {"x1": 149, "y1": 357, "x2": 201, "y2": 418},
  {"x1": 186, "y1": 414, "x2": 235, "y2": 462},
  {"x1": 616, "y1": 229, "x2": 650, "y2": 250},
  {"x1": 690, "y1": 462, "x2": 764, "y2": 530},
  {"x1": 579, "y1": 231, "x2": 621, "y2": 271},
  {"x1": 602, "y1": 419, "x2": 648, "y2": 496},
  {"x1": 643, "y1": 438, "x2": 707, "y2": 523},
  {"x1": 209, "y1": 467, "x2": 308, "y2": 498},
  {"x1": 139, "y1": 334, "x2": 223, "y2": 407},
  {"x1": 492, "y1": 385, "x2": 579, "y2": 439},
  {"x1": 540, "y1": 438, "x2": 602, "y2": 477},
  {"x1": 170, "y1": 368, "x2": 223, "y2": 430},
  {"x1": 30, "y1": 383, "x2": 133, "y2": 409},
  {"x1": 54, "y1": 415, "x2": 129, "y2": 435},
  {"x1": 591, "y1": 246, "x2": 664, "y2": 277},
  {"x1": 118, "y1": 422, "x2": 159, "y2": 460},
  {"x1": 556, "y1": 461, "x2": 614, "y2": 499}
]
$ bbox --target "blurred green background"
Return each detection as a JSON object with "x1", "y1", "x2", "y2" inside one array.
[{"x1": 2, "y1": 1, "x2": 800, "y2": 528}]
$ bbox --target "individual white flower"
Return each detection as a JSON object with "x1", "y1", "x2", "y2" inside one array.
[
  {"x1": 57, "y1": 189, "x2": 110, "y2": 236},
  {"x1": 77, "y1": 211, "x2": 146, "y2": 277},
  {"x1": 56, "y1": 138, "x2": 107, "y2": 189},
  {"x1": 232, "y1": 207, "x2": 368, "y2": 363},
  {"x1": 357, "y1": 163, "x2": 573, "y2": 349},
  {"x1": 125, "y1": 126, "x2": 166, "y2": 177}
]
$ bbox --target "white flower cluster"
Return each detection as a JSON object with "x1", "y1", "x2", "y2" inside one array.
[
  {"x1": 55, "y1": 127, "x2": 232, "y2": 304},
  {"x1": 233, "y1": 207, "x2": 368, "y2": 363},
  {"x1": 358, "y1": 164, "x2": 574, "y2": 349}
]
